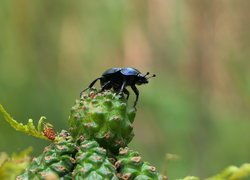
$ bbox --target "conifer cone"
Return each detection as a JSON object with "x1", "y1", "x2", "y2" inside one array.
[
  {"x1": 17, "y1": 130, "x2": 77, "y2": 179},
  {"x1": 68, "y1": 89, "x2": 136, "y2": 154},
  {"x1": 16, "y1": 90, "x2": 167, "y2": 179},
  {"x1": 73, "y1": 137, "x2": 118, "y2": 179},
  {"x1": 115, "y1": 147, "x2": 167, "y2": 180}
]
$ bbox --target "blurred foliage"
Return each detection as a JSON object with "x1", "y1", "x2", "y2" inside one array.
[
  {"x1": 207, "y1": 163, "x2": 250, "y2": 180},
  {"x1": 0, "y1": 0, "x2": 249, "y2": 179},
  {"x1": 0, "y1": 147, "x2": 32, "y2": 180}
]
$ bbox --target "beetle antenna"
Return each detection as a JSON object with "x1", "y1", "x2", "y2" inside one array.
[
  {"x1": 143, "y1": 72, "x2": 150, "y2": 77},
  {"x1": 147, "y1": 74, "x2": 156, "y2": 79}
]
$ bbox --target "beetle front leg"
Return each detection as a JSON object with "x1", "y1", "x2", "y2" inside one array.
[{"x1": 131, "y1": 85, "x2": 139, "y2": 107}]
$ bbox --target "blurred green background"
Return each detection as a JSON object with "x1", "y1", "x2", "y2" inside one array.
[{"x1": 0, "y1": 0, "x2": 250, "y2": 179}]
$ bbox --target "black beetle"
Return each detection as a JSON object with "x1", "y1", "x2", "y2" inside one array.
[{"x1": 80, "y1": 67, "x2": 155, "y2": 107}]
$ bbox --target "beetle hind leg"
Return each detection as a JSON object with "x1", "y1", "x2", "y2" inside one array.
[
  {"x1": 100, "y1": 81, "x2": 112, "y2": 92},
  {"x1": 123, "y1": 88, "x2": 130, "y2": 100},
  {"x1": 118, "y1": 81, "x2": 127, "y2": 95},
  {"x1": 80, "y1": 77, "x2": 101, "y2": 96}
]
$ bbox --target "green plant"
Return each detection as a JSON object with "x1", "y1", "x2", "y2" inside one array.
[
  {"x1": 1, "y1": 89, "x2": 166, "y2": 179},
  {"x1": 1, "y1": 89, "x2": 250, "y2": 179}
]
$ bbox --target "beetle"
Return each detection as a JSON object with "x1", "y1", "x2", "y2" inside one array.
[{"x1": 80, "y1": 67, "x2": 155, "y2": 107}]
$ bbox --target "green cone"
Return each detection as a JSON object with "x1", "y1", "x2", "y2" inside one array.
[
  {"x1": 16, "y1": 90, "x2": 166, "y2": 179},
  {"x1": 115, "y1": 147, "x2": 167, "y2": 180},
  {"x1": 17, "y1": 130, "x2": 77, "y2": 179},
  {"x1": 68, "y1": 89, "x2": 136, "y2": 154},
  {"x1": 73, "y1": 137, "x2": 118, "y2": 180}
]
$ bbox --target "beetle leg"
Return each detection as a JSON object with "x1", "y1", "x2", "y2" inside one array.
[
  {"x1": 119, "y1": 81, "x2": 127, "y2": 95},
  {"x1": 100, "y1": 81, "x2": 111, "y2": 92},
  {"x1": 123, "y1": 88, "x2": 130, "y2": 100},
  {"x1": 131, "y1": 85, "x2": 139, "y2": 107},
  {"x1": 80, "y1": 77, "x2": 101, "y2": 96}
]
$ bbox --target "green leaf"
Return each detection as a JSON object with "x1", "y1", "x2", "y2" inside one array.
[{"x1": 0, "y1": 104, "x2": 51, "y2": 140}]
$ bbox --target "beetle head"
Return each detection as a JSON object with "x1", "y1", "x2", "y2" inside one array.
[{"x1": 136, "y1": 72, "x2": 156, "y2": 85}]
